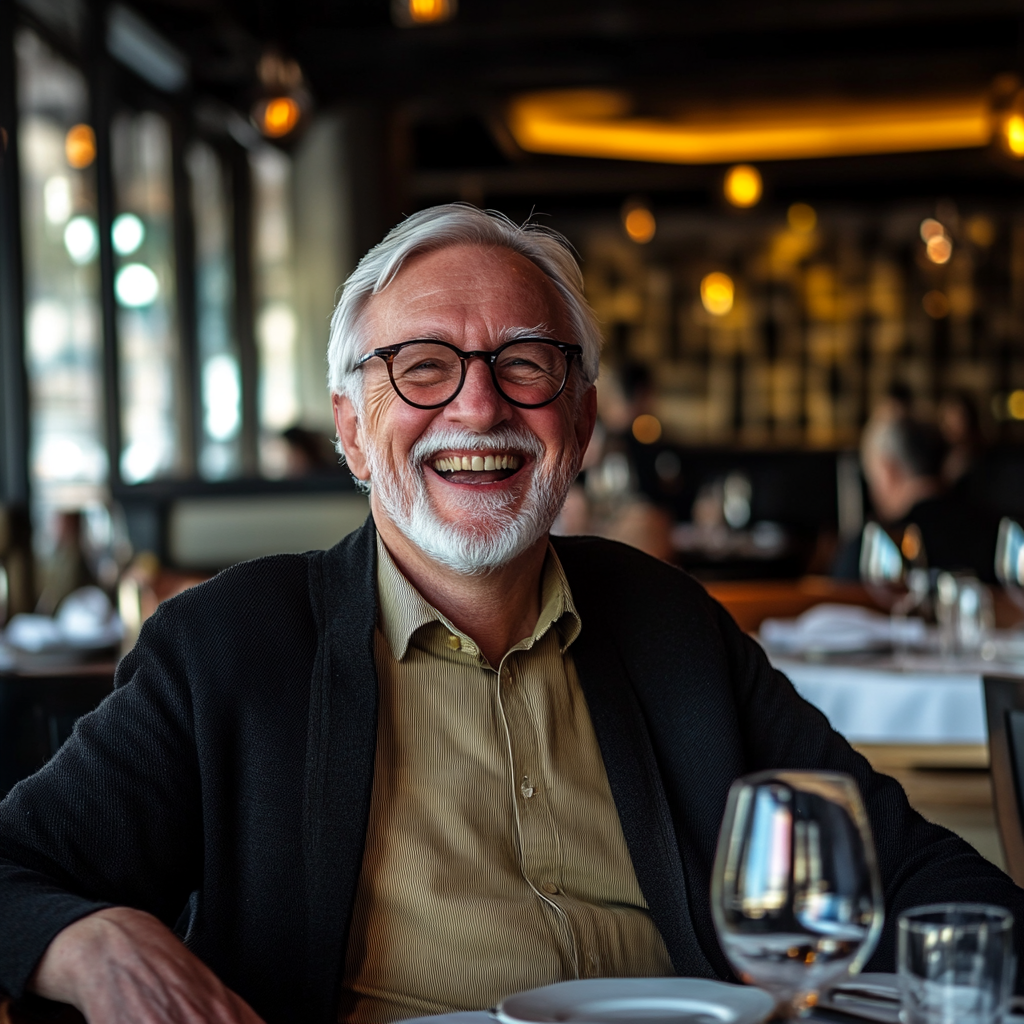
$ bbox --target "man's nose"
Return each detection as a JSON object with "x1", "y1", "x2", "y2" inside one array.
[{"x1": 443, "y1": 355, "x2": 511, "y2": 431}]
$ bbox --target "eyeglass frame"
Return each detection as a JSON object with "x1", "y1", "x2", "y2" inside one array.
[{"x1": 354, "y1": 337, "x2": 585, "y2": 410}]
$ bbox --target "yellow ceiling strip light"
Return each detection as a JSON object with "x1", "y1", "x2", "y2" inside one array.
[{"x1": 506, "y1": 90, "x2": 997, "y2": 164}]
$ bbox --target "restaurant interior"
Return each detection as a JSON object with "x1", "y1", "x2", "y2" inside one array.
[{"x1": 4, "y1": 0, "x2": 1024, "y2": 901}]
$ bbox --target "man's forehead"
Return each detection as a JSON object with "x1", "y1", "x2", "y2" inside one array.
[{"x1": 361, "y1": 243, "x2": 569, "y2": 340}]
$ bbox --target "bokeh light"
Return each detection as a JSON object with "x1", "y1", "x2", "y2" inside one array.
[
  {"x1": 787, "y1": 202, "x2": 817, "y2": 233},
  {"x1": 63, "y1": 216, "x2": 98, "y2": 264},
  {"x1": 632, "y1": 414, "x2": 662, "y2": 444},
  {"x1": 966, "y1": 215, "x2": 996, "y2": 247},
  {"x1": 408, "y1": 0, "x2": 453, "y2": 22},
  {"x1": 919, "y1": 218, "x2": 945, "y2": 242},
  {"x1": 1009, "y1": 390, "x2": 1024, "y2": 421},
  {"x1": 112, "y1": 213, "x2": 145, "y2": 255},
  {"x1": 926, "y1": 234, "x2": 953, "y2": 264},
  {"x1": 724, "y1": 164, "x2": 762, "y2": 208},
  {"x1": 257, "y1": 97, "x2": 301, "y2": 138},
  {"x1": 1004, "y1": 113, "x2": 1024, "y2": 158},
  {"x1": 701, "y1": 272, "x2": 735, "y2": 316},
  {"x1": 623, "y1": 204, "x2": 656, "y2": 244},
  {"x1": 115, "y1": 263, "x2": 160, "y2": 307},
  {"x1": 64, "y1": 124, "x2": 96, "y2": 169}
]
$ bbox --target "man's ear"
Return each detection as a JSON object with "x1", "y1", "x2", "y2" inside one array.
[{"x1": 333, "y1": 393, "x2": 371, "y2": 482}]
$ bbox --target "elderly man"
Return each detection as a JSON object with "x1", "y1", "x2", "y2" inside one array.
[{"x1": 1, "y1": 206, "x2": 1021, "y2": 1024}]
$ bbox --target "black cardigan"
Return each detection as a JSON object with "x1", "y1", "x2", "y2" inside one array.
[{"x1": 1, "y1": 519, "x2": 1021, "y2": 1023}]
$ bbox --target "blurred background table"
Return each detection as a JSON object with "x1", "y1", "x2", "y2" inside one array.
[{"x1": 703, "y1": 576, "x2": 1024, "y2": 871}]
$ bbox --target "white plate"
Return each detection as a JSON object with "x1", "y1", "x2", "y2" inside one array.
[{"x1": 495, "y1": 978, "x2": 775, "y2": 1024}]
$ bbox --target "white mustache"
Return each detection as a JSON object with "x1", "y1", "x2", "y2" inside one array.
[{"x1": 409, "y1": 426, "x2": 544, "y2": 466}]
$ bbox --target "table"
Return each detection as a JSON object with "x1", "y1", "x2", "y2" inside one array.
[{"x1": 773, "y1": 657, "x2": 989, "y2": 746}]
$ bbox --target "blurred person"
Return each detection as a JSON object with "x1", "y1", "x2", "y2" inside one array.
[
  {"x1": 282, "y1": 425, "x2": 345, "y2": 477},
  {"x1": 2, "y1": 206, "x2": 1023, "y2": 1024},
  {"x1": 834, "y1": 414, "x2": 997, "y2": 581},
  {"x1": 938, "y1": 391, "x2": 984, "y2": 489}
]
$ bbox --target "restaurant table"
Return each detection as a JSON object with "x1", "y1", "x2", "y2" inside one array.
[{"x1": 771, "y1": 653, "x2": 995, "y2": 747}]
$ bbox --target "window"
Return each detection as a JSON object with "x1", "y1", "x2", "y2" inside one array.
[
  {"x1": 111, "y1": 109, "x2": 185, "y2": 483},
  {"x1": 16, "y1": 27, "x2": 106, "y2": 545},
  {"x1": 187, "y1": 140, "x2": 241, "y2": 480},
  {"x1": 251, "y1": 144, "x2": 299, "y2": 477}
]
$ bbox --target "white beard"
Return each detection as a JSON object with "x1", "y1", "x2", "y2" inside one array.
[{"x1": 365, "y1": 424, "x2": 579, "y2": 575}]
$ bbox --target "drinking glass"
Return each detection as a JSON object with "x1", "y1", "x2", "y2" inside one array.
[
  {"x1": 995, "y1": 518, "x2": 1024, "y2": 621},
  {"x1": 935, "y1": 573, "x2": 994, "y2": 656},
  {"x1": 712, "y1": 770, "x2": 884, "y2": 1017},
  {"x1": 898, "y1": 904, "x2": 1015, "y2": 1024}
]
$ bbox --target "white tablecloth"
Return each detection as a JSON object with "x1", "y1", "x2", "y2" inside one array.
[{"x1": 772, "y1": 660, "x2": 988, "y2": 744}]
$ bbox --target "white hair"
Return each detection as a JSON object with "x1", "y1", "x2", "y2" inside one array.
[{"x1": 326, "y1": 203, "x2": 602, "y2": 406}]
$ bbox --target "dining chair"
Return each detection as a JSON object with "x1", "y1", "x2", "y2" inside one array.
[
  {"x1": 982, "y1": 674, "x2": 1024, "y2": 886},
  {"x1": 0, "y1": 665, "x2": 115, "y2": 799}
]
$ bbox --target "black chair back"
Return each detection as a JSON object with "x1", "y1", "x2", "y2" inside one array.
[
  {"x1": 0, "y1": 665, "x2": 115, "y2": 798},
  {"x1": 983, "y1": 674, "x2": 1024, "y2": 885}
]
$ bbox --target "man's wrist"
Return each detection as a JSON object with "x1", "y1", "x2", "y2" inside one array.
[{"x1": 30, "y1": 907, "x2": 139, "y2": 1007}]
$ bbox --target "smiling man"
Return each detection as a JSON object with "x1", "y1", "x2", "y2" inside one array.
[{"x1": 1, "y1": 205, "x2": 1023, "y2": 1024}]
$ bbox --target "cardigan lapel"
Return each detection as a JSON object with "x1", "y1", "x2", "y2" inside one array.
[
  {"x1": 554, "y1": 539, "x2": 717, "y2": 980},
  {"x1": 301, "y1": 516, "x2": 380, "y2": 1023}
]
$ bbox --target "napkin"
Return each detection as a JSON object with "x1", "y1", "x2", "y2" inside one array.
[
  {"x1": 760, "y1": 603, "x2": 926, "y2": 654},
  {"x1": 3, "y1": 586, "x2": 123, "y2": 654}
]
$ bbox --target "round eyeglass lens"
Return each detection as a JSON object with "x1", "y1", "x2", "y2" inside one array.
[
  {"x1": 391, "y1": 343, "x2": 464, "y2": 406},
  {"x1": 494, "y1": 342, "x2": 568, "y2": 405}
]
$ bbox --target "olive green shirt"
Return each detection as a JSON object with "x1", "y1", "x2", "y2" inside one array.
[{"x1": 338, "y1": 537, "x2": 673, "y2": 1023}]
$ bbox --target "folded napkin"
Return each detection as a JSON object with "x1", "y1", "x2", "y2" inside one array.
[
  {"x1": 760, "y1": 603, "x2": 926, "y2": 654},
  {"x1": 3, "y1": 586, "x2": 123, "y2": 654}
]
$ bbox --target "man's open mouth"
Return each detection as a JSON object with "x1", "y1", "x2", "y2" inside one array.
[{"x1": 429, "y1": 453, "x2": 523, "y2": 484}]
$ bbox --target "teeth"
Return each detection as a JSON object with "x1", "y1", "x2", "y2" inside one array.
[{"x1": 431, "y1": 453, "x2": 522, "y2": 472}]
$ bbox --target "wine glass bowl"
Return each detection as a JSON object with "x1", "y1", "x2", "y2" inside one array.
[
  {"x1": 712, "y1": 770, "x2": 884, "y2": 1017},
  {"x1": 995, "y1": 518, "x2": 1024, "y2": 620},
  {"x1": 860, "y1": 522, "x2": 909, "y2": 612}
]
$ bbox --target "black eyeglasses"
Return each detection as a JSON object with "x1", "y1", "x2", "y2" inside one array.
[{"x1": 355, "y1": 338, "x2": 584, "y2": 410}]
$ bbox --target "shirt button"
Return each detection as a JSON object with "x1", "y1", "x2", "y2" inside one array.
[
  {"x1": 446, "y1": 634, "x2": 461, "y2": 651},
  {"x1": 542, "y1": 882, "x2": 559, "y2": 895}
]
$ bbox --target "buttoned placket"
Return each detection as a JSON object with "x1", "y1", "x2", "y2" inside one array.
[{"x1": 493, "y1": 634, "x2": 584, "y2": 979}]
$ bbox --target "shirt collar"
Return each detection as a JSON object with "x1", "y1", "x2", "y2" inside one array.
[{"x1": 375, "y1": 533, "x2": 581, "y2": 662}]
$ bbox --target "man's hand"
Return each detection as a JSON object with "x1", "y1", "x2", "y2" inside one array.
[{"x1": 30, "y1": 907, "x2": 266, "y2": 1024}]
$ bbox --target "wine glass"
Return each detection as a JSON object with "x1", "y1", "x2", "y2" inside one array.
[
  {"x1": 712, "y1": 770, "x2": 884, "y2": 1017},
  {"x1": 995, "y1": 518, "x2": 1024, "y2": 621},
  {"x1": 859, "y1": 522, "x2": 930, "y2": 655}
]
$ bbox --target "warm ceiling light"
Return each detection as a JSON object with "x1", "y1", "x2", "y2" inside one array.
[
  {"x1": 788, "y1": 202, "x2": 817, "y2": 233},
  {"x1": 724, "y1": 164, "x2": 762, "y2": 208},
  {"x1": 506, "y1": 90, "x2": 995, "y2": 164},
  {"x1": 257, "y1": 97, "x2": 301, "y2": 138},
  {"x1": 1003, "y1": 113, "x2": 1024, "y2": 157},
  {"x1": 701, "y1": 272, "x2": 735, "y2": 316},
  {"x1": 926, "y1": 234, "x2": 953, "y2": 264},
  {"x1": 65, "y1": 124, "x2": 96, "y2": 169},
  {"x1": 396, "y1": 0, "x2": 455, "y2": 24},
  {"x1": 920, "y1": 218, "x2": 945, "y2": 242},
  {"x1": 632, "y1": 414, "x2": 662, "y2": 444},
  {"x1": 623, "y1": 204, "x2": 656, "y2": 243}
]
